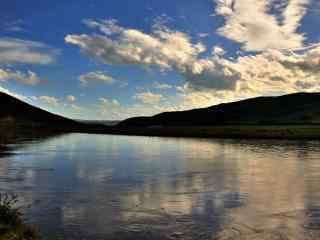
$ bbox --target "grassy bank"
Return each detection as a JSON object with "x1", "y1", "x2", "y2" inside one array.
[
  {"x1": 0, "y1": 193, "x2": 40, "y2": 240},
  {"x1": 86, "y1": 125, "x2": 320, "y2": 140},
  {"x1": 2, "y1": 122, "x2": 320, "y2": 140}
]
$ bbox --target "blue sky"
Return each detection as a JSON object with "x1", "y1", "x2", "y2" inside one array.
[{"x1": 1, "y1": 0, "x2": 320, "y2": 120}]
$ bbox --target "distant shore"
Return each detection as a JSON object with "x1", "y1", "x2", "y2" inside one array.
[
  {"x1": 2, "y1": 123, "x2": 320, "y2": 140},
  {"x1": 73, "y1": 125, "x2": 320, "y2": 140}
]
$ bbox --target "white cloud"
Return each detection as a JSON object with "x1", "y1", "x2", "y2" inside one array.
[
  {"x1": 0, "y1": 69, "x2": 40, "y2": 85},
  {"x1": 98, "y1": 97, "x2": 120, "y2": 107},
  {"x1": 30, "y1": 96, "x2": 38, "y2": 101},
  {"x1": 178, "y1": 45, "x2": 320, "y2": 109},
  {"x1": 99, "y1": 97, "x2": 109, "y2": 104},
  {"x1": 96, "y1": 98, "x2": 177, "y2": 120},
  {"x1": 214, "y1": 0, "x2": 310, "y2": 51},
  {"x1": 79, "y1": 71, "x2": 115, "y2": 86},
  {"x1": 32, "y1": 95, "x2": 83, "y2": 118},
  {"x1": 65, "y1": 26, "x2": 205, "y2": 70},
  {"x1": 111, "y1": 99, "x2": 120, "y2": 107},
  {"x1": 70, "y1": 104, "x2": 82, "y2": 112},
  {"x1": 152, "y1": 81, "x2": 173, "y2": 90},
  {"x1": 212, "y1": 46, "x2": 226, "y2": 56},
  {"x1": 116, "y1": 103, "x2": 177, "y2": 120},
  {"x1": 183, "y1": 57, "x2": 240, "y2": 90},
  {"x1": 233, "y1": 46, "x2": 320, "y2": 93},
  {"x1": 65, "y1": 19, "x2": 241, "y2": 91},
  {"x1": 119, "y1": 81, "x2": 129, "y2": 88},
  {"x1": 39, "y1": 96, "x2": 59, "y2": 107},
  {"x1": 134, "y1": 92, "x2": 163, "y2": 104},
  {"x1": 66, "y1": 17, "x2": 320, "y2": 115},
  {"x1": 3, "y1": 20, "x2": 24, "y2": 32},
  {"x1": 66, "y1": 95, "x2": 76, "y2": 103},
  {"x1": 0, "y1": 37, "x2": 57, "y2": 65},
  {"x1": 83, "y1": 19, "x2": 124, "y2": 35},
  {"x1": 198, "y1": 33, "x2": 209, "y2": 38},
  {"x1": 177, "y1": 89, "x2": 227, "y2": 109},
  {"x1": 152, "y1": 14, "x2": 173, "y2": 31},
  {"x1": 96, "y1": 97, "x2": 123, "y2": 119}
]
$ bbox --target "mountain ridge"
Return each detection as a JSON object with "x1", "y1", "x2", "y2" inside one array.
[
  {"x1": 2, "y1": 91, "x2": 320, "y2": 130},
  {"x1": 118, "y1": 92, "x2": 320, "y2": 127},
  {"x1": 0, "y1": 92, "x2": 79, "y2": 128}
]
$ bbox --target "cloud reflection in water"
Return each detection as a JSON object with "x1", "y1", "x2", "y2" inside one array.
[{"x1": 0, "y1": 134, "x2": 320, "y2": 239}]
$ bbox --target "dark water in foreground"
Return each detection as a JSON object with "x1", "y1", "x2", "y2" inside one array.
[{"x1": 1, "y1": 133, "x2": 320, "y2": 239}]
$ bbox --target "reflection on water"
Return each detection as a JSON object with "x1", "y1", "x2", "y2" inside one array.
[{"x1": 0, "y1": 133, "x2": 320, "y2": 239}]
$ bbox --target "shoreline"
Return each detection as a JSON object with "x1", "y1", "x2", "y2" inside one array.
[
  {"x1": 72, "y1": 125, "x2": 320, "y2": 140},
  {"x1": 3, "y1": 124, "x2": 320, "y2": 140}
]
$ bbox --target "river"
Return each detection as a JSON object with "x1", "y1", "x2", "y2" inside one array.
[{"x1": 0, "y1": 133, "x2": 320, "y2": 239}]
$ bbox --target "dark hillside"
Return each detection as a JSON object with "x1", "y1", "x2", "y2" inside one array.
[
  {"x1": 0, "y1": 92, "x2": 79, "y2": 128},
  {"x1": 118, "y1": 93, "x2": 320, "y2": 127}
]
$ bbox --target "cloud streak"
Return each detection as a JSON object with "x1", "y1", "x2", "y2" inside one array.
[
  {"x1": 0, "y1": 69, "x2": 40, "y2": 85},
  {"x1": 79, "y1": 71, "x2": 115, "y2": 86},
  {"x1": 134, "y1": 92, "x2": 163, "y2": 104},
  {"x1": 67, "y1": 95, "x2": 76, "y2": 103},
  {"x1": 39, "y1": 95, "x2": 60, "y2": 107},
  {"x1": 0, "y1": 37, "x2": 57, "y2": 65},
  {"x1": 2, "y1": 20, "x2": 24, "y2": 32}
]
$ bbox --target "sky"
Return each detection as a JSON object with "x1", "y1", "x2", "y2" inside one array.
[{"x1": 0, "y1": 0, "x2": 320, "y2": 120}]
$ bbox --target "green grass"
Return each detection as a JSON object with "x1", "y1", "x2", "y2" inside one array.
[{"x1": 0, "y1": 193, "x2": 40, "y2": 240}]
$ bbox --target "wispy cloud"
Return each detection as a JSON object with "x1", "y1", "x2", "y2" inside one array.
[
  {"x1": 2, "y1": 19, "x2": 25, "y2": 32},
  {"x1": 212, "y1": 46, "x2": 226, "y2": 56},
  {"x1": 79, "y1": 71, "x2": 115, "y2": 86},
  {"x1": 99, "y1": 97, "x2": 120, "y2": 107},
  {"x1": 134, "y1": 92, "x2": 163, "y2": 104},
  {"x1": 39, "y1": 95, "x2": 60, "y2": 107},
  {"x1": 0, "y1": 69, "x2": 40, "y2": 85},
  {"x1": 152, "y1": 81, "x2": 173, "y2": 90},
  {"x1": 66, "y1": 95, "x2": 76, "y2": 103},
  {"x1": 95, "y1": 96, "x2": 177, "y2": 120},
  {"x1": 198, "y1": 33, "x2": 209, "y2": 38},
  {"x1": 0, "y1": 37, "x2": 58, "y2": 65}
]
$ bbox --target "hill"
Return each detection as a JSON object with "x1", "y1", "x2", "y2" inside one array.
[
  {"x1": 118, "y1": 92, "x2": 320, "y2": 127},
  {"x1": 76, "y1": 120, "x2": 120, "y2": 126},
  {"x1": 2, "y1": 91, "x2": 320, "y2": 139},
  {"x1": 0, "y1": 92, "x2": 79, "y2": 129}
]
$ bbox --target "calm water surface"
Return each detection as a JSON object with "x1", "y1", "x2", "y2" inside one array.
[{"x1": 1, "y1": 133, "x2": 320, "y2": 239}]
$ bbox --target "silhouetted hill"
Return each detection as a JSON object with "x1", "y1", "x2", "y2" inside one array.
[
  {"x1": 118, "y1": 93, "x2": 320, "y2": 127},
  {"x1": 0, "y1": 92, "x2": 79, "y2": 128},
  {"x1": 2, "y1": 91, "x2": 320, "y2": 139},
  {"x1": 76, "y1": 120, "x2": 120, "y2": 126}
]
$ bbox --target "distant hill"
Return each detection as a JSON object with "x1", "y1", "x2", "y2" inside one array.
[
  {"x1": 3, "y1": 91, "x2": 320, "y2": 134},
  {"x1": 118, "y1": 93, "x2": 320, "y2": 127},
  {"x1": 76, "y1": 120, "x2": 120, "y2": 126},
  {"x1": 0, "y1": 92, "x2": 79, "y2": 128}
]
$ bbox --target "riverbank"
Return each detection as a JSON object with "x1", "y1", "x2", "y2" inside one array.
[
  {"x1": 76, "y1": 125, "x2": 320, "y2": 140},
  {"x1": 2, "y1": 123, "x2": 320, "y2": 140},
  {"x1": 0, "y1": 193, "x2": 40, "y2": 240}
]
